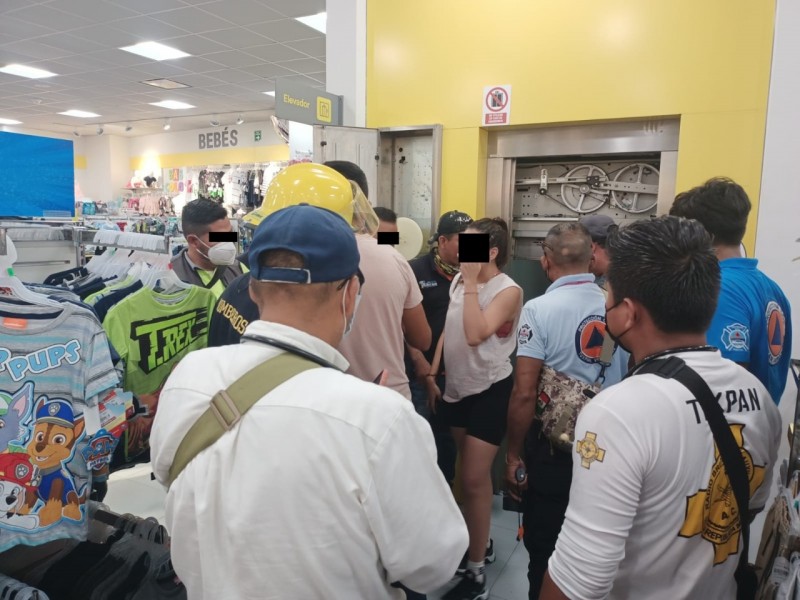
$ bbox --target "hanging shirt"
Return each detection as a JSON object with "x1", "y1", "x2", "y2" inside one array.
[
  {"x1": 548, "y1": 350, "x2": 781, "y2": 599},
  {"x1": 102, "y1": 286, "x2": 216, "y2": 396},
  {"x1": 707, "y1": 258, "x2": 792, "y2": 404},
  {"x1": 443, "y1": 272, "x2": 522, "y2": 401},
  {"x1": 0, "y1": 302, "x2": 118, "y2": 553}
]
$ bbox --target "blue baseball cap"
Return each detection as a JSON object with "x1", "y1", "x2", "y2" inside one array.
[
  {"x1": 35, "y1": 398, "x2": 75, "y2": 428},
  {"x1": 249, "y1": 204, "x2": 361, "y2": 284}
]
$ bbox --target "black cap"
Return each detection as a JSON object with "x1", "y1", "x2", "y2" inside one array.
[
  {"x1": 429, "y1": 211, "x2": 473, "y2": 244},
  {"x1": 580, "y1": 214, "x2": 616, "y2": 244}
]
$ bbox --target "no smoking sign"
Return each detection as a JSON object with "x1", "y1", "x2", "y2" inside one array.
[{"x1": 483, "y1": 84, "x2": 511, "y2": 126}]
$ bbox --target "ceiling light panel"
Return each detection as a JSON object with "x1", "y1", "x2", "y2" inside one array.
[
  {"x1": 142, "y1": 78, "x2": 190, "y2": 90},
  {"x1": 0, "y1": 64, "x2": 58, "y2": 79},
  {"x1": 295, "y1": 12, "x2": 327, "y2": 34},
  {"x1": 263, "y1": 91, "x2": 276, "y2": 96},
  {"x1": 149, "y1": 100, "x2": 196, "y2": 109},
  {"x1": 120, "y1": 41, "x2": 190, "y2": 61},
  {"x1": 0, "y1": 118, "x2": 23, "y2": 125},
  {"x1": 58, "y1": 109, "x2": 101, "y2": 118}
]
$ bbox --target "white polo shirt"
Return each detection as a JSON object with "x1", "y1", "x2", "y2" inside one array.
[
  {"x1": 151, "y1": 320, "x2": 468, "y2": 600},
  {"x1": 548, "y1": 350, "x2": 781, "y2": 599},
  {"x1": 516, "y1": 273, "x2": 628, "y2": 387}
]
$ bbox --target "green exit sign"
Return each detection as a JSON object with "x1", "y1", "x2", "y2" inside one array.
[{"x1": 254, "y1": 130, "x2": 262, "y2": 142}]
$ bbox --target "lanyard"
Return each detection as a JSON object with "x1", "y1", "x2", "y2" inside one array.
[
  {"x1": 625, "y1": 345, "x2": 717, "y2": 380},
  {"x1": 240, "y1": 334, "x2": 342, "y2": 371}
]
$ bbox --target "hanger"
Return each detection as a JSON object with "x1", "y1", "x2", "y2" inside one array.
[{"x1": 0, "y1": 235, "x2": 63, "y2": 308}]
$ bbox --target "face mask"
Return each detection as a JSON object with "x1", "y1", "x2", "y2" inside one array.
[
  {"x1": 605, "y1": 299, "x2": 633, "y2": 354},
  {"x1": 198, "y1": 239, "x2": 237, "y2": 266},
  {"x1": 341, "y1": 279, "x2": 363, "y2": 338}
]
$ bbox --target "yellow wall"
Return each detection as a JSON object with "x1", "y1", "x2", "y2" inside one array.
[
  {"x1": 367, "y1": 0, "x2": 775, "y2": 251},
  {"x1": 129, "y1": 144, "x2": 290, "y2": 171},
  {"x1": 74, "y1": 154, "x2": 87, "y2": 170}
]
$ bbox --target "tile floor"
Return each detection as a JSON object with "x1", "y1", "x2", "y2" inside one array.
[{"x1": 105, "y1": 466, "x2": 530, "y2": 599}]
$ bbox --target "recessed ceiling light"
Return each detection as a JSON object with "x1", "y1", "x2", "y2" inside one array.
[
  {"x1": 295, "y1": 12, "x2": 327, "y2": 34},
  {"x1": 263, "y1": 91, "x2": 276, "y2": 97},
  {"x1": 59, "y1": 109, "x2": 101, "y2": 118},
  {"x1": 0, "y1": 64, "x2": 58, "y2": 79},
  {"x1": 150, "y1": 100, "x2": 195, "y2": 110},
  {"x1": 120, "y1": 41, "x2": 190, "y2": 61},
  {"x1": 0, "y1": 118, "x2": 23, "y2": 125},
  {"x1": 142, "y1": 78, "x2": 190, "y2": 90},
  {"x1": 236, "y1": 114, "x2": 244, "y2": 125}
]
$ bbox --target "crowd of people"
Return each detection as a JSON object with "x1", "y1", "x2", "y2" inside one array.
[{"x1": 151, "y1": 163, "x2": 792, "y2": 600}]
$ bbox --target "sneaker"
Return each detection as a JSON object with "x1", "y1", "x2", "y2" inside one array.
[
  {"x1": 442, "y1": 569, "x2": 488, "y2": 600},
  {"x1": 455, "y1": 539, "x2": 495, "y2": 576}
]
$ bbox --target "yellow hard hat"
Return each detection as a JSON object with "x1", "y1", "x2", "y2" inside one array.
[{"x1": 243, "y1": 163, "x2": 378, "y2": 235}]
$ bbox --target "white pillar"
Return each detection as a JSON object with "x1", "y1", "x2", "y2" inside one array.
[
  {"x1": 326, "y1": 0, "x2": 367, "y2": 127},
  {"x1": 750, "y1": 0, "x2": 800, "y2": 556}
]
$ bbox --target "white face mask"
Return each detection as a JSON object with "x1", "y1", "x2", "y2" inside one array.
[
  {"x1": 198, "y1": 240, "x2": 237, "y2": 266},
  {"x1": 341, "y1": 278, "x2": 363, "y2": 338}
]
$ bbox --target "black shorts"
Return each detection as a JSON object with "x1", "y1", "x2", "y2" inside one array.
[{"x1": 439, "y1": 375, "x2": 513, "y2": 446}]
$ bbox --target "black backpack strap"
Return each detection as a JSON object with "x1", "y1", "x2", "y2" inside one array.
[{"x1": 636, "y1": 356, "x2": 754, "y2": 596}]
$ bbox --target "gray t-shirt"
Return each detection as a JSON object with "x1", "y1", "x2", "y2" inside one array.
[{"x1": 0, "y1": 301, "x2": 118, "y2": 552}]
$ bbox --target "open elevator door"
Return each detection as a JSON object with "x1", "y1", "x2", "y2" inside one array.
[{"x1": 313, "y1": 124, "x2": 444, "y2": 250}]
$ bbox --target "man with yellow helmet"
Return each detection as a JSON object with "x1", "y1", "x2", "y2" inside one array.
[{"x1": 209, "y1": 163, "x2": 431, "y2": 402}]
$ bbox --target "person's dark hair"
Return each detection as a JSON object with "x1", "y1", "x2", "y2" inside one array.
[
  {"x1": 469, "y1": 217, "x2": 510, "y2": 269},
  {"x1": 543, "y1": 223, "x2": 593, "y2": 268},
  {"x1": 606, "y1": 216, "x2": 720, "y2": 334},
  {"x1": 182, "y1": 198, "x2": 229, "y2": 237},
  {"x1": 669, "y1": 177, "x2": 751, "y2": 246},
  {"x1": 373, "y1": 206, "x2": 397, "y2": 223},
  {"x1": 324, "y1": 160, "x2": 369, "y2": 199}
]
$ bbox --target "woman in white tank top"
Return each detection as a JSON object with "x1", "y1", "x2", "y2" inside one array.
[{"x1": 428, "y1": 218, "x2": 522, "y2": 599}]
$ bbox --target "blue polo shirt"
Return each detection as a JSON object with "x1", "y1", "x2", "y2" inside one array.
[
  {"x1": 708, "y1": 258, "x2": 792, "y2": 404},
  {"x1": 516, "y1": 273, "x2": 627, "y2": 387}
]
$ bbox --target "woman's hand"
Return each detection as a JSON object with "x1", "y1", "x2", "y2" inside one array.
[
  {"x1": 459, "y1": 261, "x2": 481, "y2": 285},
  {"x1": 425, "y1": 377, "x2": 442, "y2": 414}
]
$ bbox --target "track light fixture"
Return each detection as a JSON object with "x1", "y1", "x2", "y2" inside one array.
[
  {"x1": 163, "y1": 118, "x2": 171, "y2": 131},
  {"x1": 125, "y1": 123, "x2": 133, "y2": 132},
  {"x1": 236, "y1": 114, "x2": 244, "y2": 125},
  {"x1": 73, "y1": 130, "x2": 80, "y2": 137},
  {"x1": 210, "y1": 115, "x2": 220, "y2": 127},
  {"x1": 96, "y1": 125, "x2": 104, "y2": 135}
]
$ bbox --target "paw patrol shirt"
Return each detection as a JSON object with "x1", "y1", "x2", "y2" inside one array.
[{"x1": 0, "y1": 301, "x2": 119, "y2": 552}]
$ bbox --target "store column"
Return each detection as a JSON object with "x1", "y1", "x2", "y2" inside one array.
[{"x1": 326, "y1": 0, "x2": 367, "y2": 127}]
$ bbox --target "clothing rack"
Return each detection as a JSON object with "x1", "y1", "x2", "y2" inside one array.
[
  {"x1": 0, "y1": 575, "x2": 48, "y2": 599},
  {"x1": 0, "y1": 223, "x2": 84, "y2": 282}
]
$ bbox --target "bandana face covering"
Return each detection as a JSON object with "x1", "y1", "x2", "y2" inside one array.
[{"x1": 433, "y1": 249, "x2": 459, "y2": 279}]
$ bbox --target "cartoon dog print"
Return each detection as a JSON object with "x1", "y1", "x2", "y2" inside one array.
[
  {"x1": 0, "y1": 452, "x2": 39, "y2": 530},
  {"x1": 0, "y1": 382, "x2": 33, "y2": 453},
  {"x1": 25, "y1": 397, "x2": 86, "y2": 527}
]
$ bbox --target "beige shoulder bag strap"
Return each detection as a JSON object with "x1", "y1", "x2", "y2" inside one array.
[{"x1": 167, "y1": 352, "x2": 321, "y2": 487}]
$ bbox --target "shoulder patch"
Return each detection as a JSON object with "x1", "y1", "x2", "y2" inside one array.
[
  {"x1": 576, "y1": 431, "x2": 606, "y2": 469},
  {"x1": 721, "y1": 323, "x2": 749, "y2": 352},
  {"x1": 575, "y1": 315, "x2": 607, "y2": 364},
  {"x1": 765, "y1": 301, "x2": 786, "y2": 365},
  {"x1": 518, "y1": 323, "x2": 533, "y2": 346}
]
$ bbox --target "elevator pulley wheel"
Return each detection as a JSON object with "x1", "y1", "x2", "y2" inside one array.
[
  {"x1": 611, "y1": 163, "x2": 660, "y2": 214},
  {"x1": 560, "y1": 165, "x2": 609, "y2": 213}
]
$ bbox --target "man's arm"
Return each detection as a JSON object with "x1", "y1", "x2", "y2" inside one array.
[
  {"x1": 505, "y1": 356, "x2": 542, "y2": 496},
  {"x1": 540, "y1": 571, "x2": 571, "y2": 600},
  {"x1": 402, "y1": 303, "x2": 432, "y2": 352},
  {"x1": 364, "y1": 401, "x2": 468, "y2": 591}
]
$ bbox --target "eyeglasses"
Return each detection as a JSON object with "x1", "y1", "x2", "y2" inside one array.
[
  {"x1": 537, "y1": 241, "x2": 554, "y2": 253},
  {"x1": 336, "y1": 268, "x2": 365, "y2": 290}
]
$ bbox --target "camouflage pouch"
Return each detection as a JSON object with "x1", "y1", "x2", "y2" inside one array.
[{"x1": 536, "y1": 365, "x2": 601, "y2": 453}]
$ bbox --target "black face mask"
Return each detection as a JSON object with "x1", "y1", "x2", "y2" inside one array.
[{"x1": 605, "y1": 299, "x2": 632, "y2": 354}]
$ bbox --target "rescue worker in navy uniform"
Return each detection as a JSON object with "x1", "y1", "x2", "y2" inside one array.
[{"x1": 405, "y1": 211, "x2": 473, "y2": 485}]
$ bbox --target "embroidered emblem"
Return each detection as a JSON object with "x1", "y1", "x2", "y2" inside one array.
[
  {"x1": 576, "y1": 431, "x2": 606, "y2": 469},
  {"x1": 721, "y1": 323, "x2": 749, "y2": 352},
  {"x1": 680, "y1": 424, "x2": 765, "y2": 564},
  {"x1": 575, "y1": 316, "x2": 608, "y2": 364},
  {"x1": 419, "y1": 280, "x2": 438, "y2": 289},
  {"x1": 765, "y1": 301, "x2": 786, "y2": 365}
]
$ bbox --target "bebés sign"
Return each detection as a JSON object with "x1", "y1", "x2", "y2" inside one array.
[
  {"x1": 275, "y1": 79, "x2": 342, "y2": 126},
  {"x1": 198, "y1": 127, "x2": 239, "y2": 150}
]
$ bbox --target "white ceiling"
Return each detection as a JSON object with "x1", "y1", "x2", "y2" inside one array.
[{"x1": 0, "y1": 0, "x2": 326, "y2": 136}]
